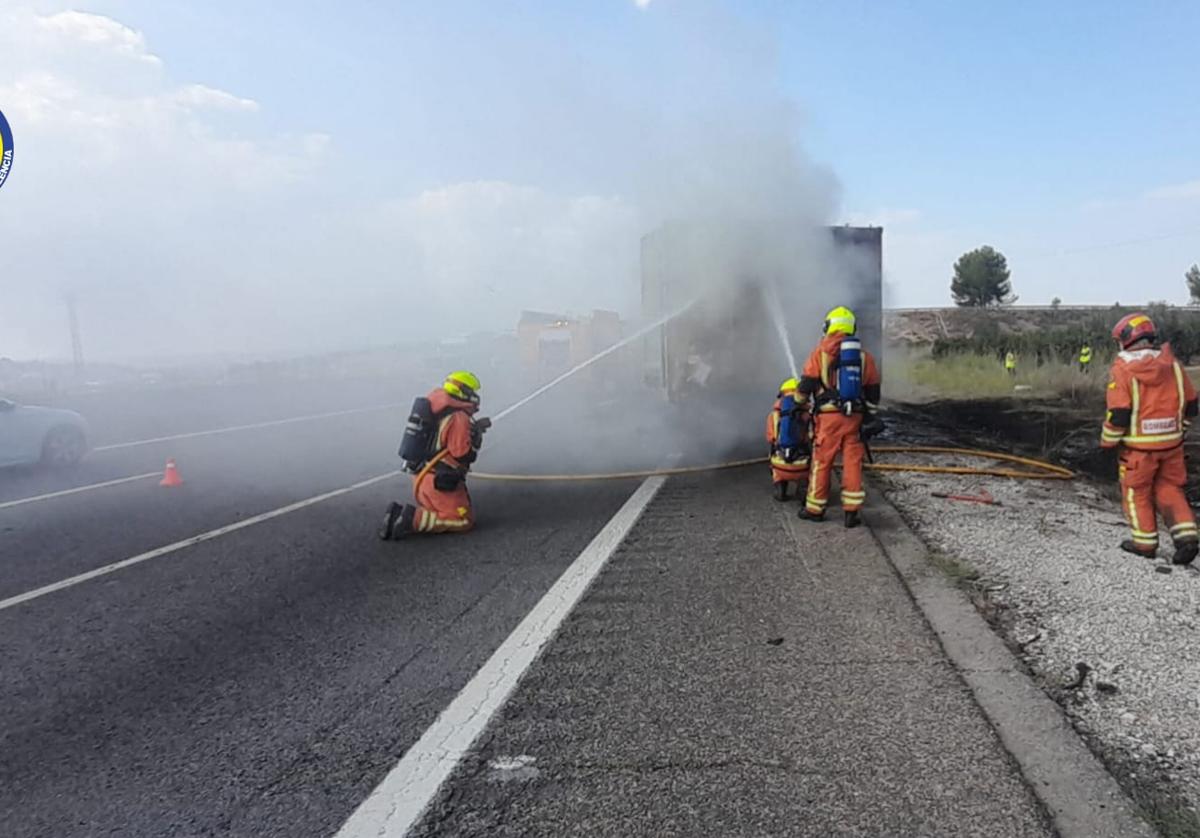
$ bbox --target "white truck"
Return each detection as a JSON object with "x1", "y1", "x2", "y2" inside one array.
[{"x1": 640, "y1": 223, "x2": 883, "y2": 403}]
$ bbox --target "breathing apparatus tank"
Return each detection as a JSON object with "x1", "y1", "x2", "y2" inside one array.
[
  {"x1": 398, "y1": 397, "x2": 437, "y2": 473},
  {"x1": 836, "y1": 337, "x2": 864, "y2": 414},
  {"x1": 777, "y1": 393, "x2": 804, "y2": 462}
]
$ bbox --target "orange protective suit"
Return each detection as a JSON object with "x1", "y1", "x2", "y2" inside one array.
[
  {"x1": 766, "y1": 397, "x2": 810, "y2": 490},
  {"x1": 410, "y1": 387, "x2": 481, "y2": 534},
  {"x1": 798, "y1": 334, "x2": 881, "y2": 517},
  {"x1": 1101, "y1": 345, "x2": 1199, "y2": 555}
]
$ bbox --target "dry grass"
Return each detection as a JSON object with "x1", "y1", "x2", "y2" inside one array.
[{"x1": 889, "y1": 349, "x2": 1104, "y2": 403}]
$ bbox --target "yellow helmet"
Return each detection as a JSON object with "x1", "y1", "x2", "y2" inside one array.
[
  {"x1": 444, "y1": 370, "x2": 481, "y2": 404},
  {"x1": 823, "y1": 306, "x2": 856, "y2": 336},
  {"x1": 779, "y1": 377, "x2": 799, "y2": 395}
]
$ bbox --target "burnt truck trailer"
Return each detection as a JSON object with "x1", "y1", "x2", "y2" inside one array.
[{"x1": 641, "y1": 223, "x2": 883, "y2": 404}]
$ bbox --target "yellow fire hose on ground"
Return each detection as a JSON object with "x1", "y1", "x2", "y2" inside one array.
[{"x1": 471, "y1": 445, "x2": 1074, "y2": 483}]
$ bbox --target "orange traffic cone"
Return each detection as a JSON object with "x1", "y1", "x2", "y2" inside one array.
[{"x1": 160, "y1": 459, "x2": 184, "y2": 487}]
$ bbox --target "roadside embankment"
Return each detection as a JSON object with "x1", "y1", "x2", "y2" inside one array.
[{"x1": 878, "y1": 406, "x2": 1200, "y2": 836}]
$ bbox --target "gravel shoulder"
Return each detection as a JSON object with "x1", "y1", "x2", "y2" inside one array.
[{"x1": 875, "y1": 455, "x2": 1200, "y2": 836}]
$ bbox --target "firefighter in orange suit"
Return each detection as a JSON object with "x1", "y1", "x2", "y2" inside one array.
[
  {"x1": 380, "y1": 371, "x2": 490, "y2": 539},
  {"x1": 797, "y1": 306, "x2": 883, "y2": 528},
  {"x1": 1101, "y1": 314, "x2": 1199, "y2": 564},
  {"x1": 766, "y1": 377, "x2": 810, "y2": 501}
]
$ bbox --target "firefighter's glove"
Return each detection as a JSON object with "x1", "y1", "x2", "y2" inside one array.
[
  {"x1": 433, "y1": 465, "x2": 465, "y2": 492},
  {"x1": 470, "y1": 418, "x2": 491, "y2": 450},
  {"x1": 861, "y1": 415, "x2": 886, "y2": 441}
]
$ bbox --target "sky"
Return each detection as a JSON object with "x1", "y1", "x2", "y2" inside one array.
[{"x1": 2, "y1": 0, "x2": 1199, "y2": 362}]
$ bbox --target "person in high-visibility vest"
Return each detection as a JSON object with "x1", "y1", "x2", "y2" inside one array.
[
  {"x1": 1004, "y1": 351, "x2": 1017, "y2": 376},
  {"x1": 1101, "y1": 313, "x2": 1199, "y2": 564},
  {"x1": 1079, "y1": 343, "x2": 1093, "y2": 373}
]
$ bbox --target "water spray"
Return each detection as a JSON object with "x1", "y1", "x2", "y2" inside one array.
[
  {"x1": 491, "y1": 299, "x2": 697, "y2": 423},
  {"x1": 762, "y1": 279, "x2": 798, "y2": 379}
]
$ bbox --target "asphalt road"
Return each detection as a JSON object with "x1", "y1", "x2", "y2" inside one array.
[
  {"x1": 413, "y1": 470, "x2": 1055, "y2": 838},
  {"x1": 2, "y1": 381, "x2": 1087, "y2": 838},
  {"x1": 0, "y1": 383, "x2": 638, "y2": 837}
]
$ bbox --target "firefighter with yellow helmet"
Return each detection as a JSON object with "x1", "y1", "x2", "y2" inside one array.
[
  {"x1": 381, "y1": 370, "x2": 491, "y2": 539},
  {"x1": 796, "y1": 306, "x2": 883, "y2": 528},
  {"x1": 766, "y1": 377, "x2": 811, "y2": 501}
]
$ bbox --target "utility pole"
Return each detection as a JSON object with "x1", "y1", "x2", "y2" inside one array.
[{"x1": 66, "y1": 292, "x2": 84, "y2": 377}]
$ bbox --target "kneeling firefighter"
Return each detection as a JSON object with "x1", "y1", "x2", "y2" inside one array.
[
  {"x1": 797, "y1": 306, "x2": 883, "y2": 528},
  {"x1": 380, "y1": 371, "x2": 491, "y2": 540},
  {"x1": 1101, "y1": 314, "x2": 1199, "y2": 564},
  {"x1": 766, "y1": 377, "x2": 811, "y2": 501}
]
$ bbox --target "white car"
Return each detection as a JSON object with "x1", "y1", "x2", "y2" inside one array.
[{"x1": 0, "y1": 398, "x2": 90, "y2": 467}]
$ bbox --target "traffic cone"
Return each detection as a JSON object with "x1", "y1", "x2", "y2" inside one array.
[{"x1": 160, "y1": 459, "x2": 184, "y2": 487}]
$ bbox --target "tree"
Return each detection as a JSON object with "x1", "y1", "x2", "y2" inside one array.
[
  {"x1": 1050, "y1": 297, "x2": 1062, "y2": 310},
  {"x1": 951, "y1": 245, "x2": 1016, "y2": 307},
  {"x1": 1187, "y1": 264, "x2": 1200, "y2": 304}
]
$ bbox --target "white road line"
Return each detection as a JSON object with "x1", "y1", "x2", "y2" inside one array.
[
  {"x1": 333, "y1": 475, "x2": 666, "y2": 838},
  {"x1": 0, "y1": 470, "x2": 402, "y2": 613},
  {"x1": 0, "y1": 472, "x2": 160, "y2": 511},
  {"x1": 92, "y1": 404, "x2": 402, "y2": 452}
]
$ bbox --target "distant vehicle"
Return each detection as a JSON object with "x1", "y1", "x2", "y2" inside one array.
[{"x1": 0, "y1": 399, "x2": 90, "y2": 467}]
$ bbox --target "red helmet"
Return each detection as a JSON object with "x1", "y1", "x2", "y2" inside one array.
[{"x1": 1112, "y1": 312, "x2": 1157, "y2": 349}]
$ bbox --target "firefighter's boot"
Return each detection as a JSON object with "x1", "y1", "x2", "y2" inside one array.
[
  {"x1": 844, "y1": 510, "x2": 862, "y2": 529},
  {"x1": 1120, "y1": 539, "x2": 1157, "y2": 559},
  {"x1": 773, "y1": 482, "x2": 789, "y2": 502},
  {"x1": 379, "y1": 502, "x2": 416, "y2": 541},
  {"x1": 798, "y1": 508, "x2": 825, "y2": 523},
  {"x1": 1172, "y1": 540, "x2": 1199, "y2": 566}
]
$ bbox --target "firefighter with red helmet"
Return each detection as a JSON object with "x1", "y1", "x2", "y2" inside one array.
[
  {"x1": 766, "y1": 377, "x2": 810, "y2": 501},
  {"x1": 1101, "y1": 313, "x2": 1199, "y2": 564},
  {"x1": 380, "y1": 371, "x2": 490, "y2": 539},
  {"x1": 797, "y1": 306, "x2": 883, "y2": 528}
]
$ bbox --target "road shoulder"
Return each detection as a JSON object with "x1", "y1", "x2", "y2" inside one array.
[{"x1": 867, "y1": 484, "x2": 1157, "y2": 838}]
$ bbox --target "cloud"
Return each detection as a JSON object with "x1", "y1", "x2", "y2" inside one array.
[
  {"x1": 634, "y1": 0, "x2": 654, "y2": 8},
  {"x1": 36, "y1": 10, "x2": 161, "y2": 65},
  {"x1": 1145, "y1": 179, "x2": 1200, "y2": 201},
  {"x1": 0, "y1": 8, "x2": 314, "y2": 189},
  {"x1": 1082, "y1": 177, "x2": 1200, "y2": 211},
  {"x1": 0, "y1": 4, "x2": 331, "y2": 360},
  {"x1": 169, "y1": 84, "x2": 260, "y2": 112}
]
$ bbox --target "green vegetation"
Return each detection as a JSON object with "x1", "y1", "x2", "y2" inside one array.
[
  {"x1": 931, "y1": 304, "x2": 1200, "y2": 366},
  {"x1": 895, "y1": 350, "x2": 1100, "y2": 402},
  {"x1": 1188, "y1": 264, "x2": 1200, "y2": 305},
  {"x1": 926, "y1": 550, "x2": 981, "y2": 586},
  {"x1": 951, "y1": 245, "x2": 1015, "y2": 307}
]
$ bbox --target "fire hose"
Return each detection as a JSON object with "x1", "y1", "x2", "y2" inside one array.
[{"x1": 470, "y1": 445, "x2": 1074, "y2": 483}]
